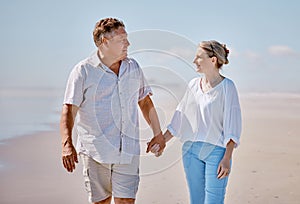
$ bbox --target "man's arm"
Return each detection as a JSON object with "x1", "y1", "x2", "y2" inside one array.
[
  {"x1": 60, "y1": 104, "x2": 79, "y2": 172},
  {"x1": 138, "y1": 95, "x2": 165, "y2": 154}
]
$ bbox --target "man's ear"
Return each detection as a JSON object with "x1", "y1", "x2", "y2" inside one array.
[
  {"x1": 95, "y1": 39, "x2": 101, "y2": 47},
  {"x1": 96, "y1": 36, "x2": 107, "y2": 47}
]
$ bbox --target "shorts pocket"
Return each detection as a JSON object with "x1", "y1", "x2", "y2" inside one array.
[{"x1": 83, "y1": 168, "x2": 92, "y2": 193}]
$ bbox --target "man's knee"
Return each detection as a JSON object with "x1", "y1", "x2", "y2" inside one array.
[
  {"x1": 93, "y1": 196, "x2": 112, "y2": 204},
  {"x1": 114, "y1": 197, "x2": 135, "y2": 204}
]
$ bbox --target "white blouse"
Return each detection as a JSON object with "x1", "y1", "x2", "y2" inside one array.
[{"x1": 167, "y1": 77, "x2": 242, "y2": 148}]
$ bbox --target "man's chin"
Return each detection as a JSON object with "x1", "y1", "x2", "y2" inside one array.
[{"x1": 119, "y1": 54, "x2": 128, "y2": 61}]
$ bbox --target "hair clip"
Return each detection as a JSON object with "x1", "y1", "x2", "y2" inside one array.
[{"x1": 223, "y1": 44, "x2": 229, "y2": 53}]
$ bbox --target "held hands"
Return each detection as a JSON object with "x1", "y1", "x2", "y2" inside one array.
[
  {"x1": 146, "y1": 131, "x2": 166, "y2": 157},
  {"x1": 62, "y1": 141, "x2": 78, "y2": 173}
]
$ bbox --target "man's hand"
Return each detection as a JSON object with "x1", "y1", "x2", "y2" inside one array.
[
  {"x1": 60, "y1": 104, "x2": 79, "y2": 172},
  {"x1": 62, "y1": 142, "x2": 78, "y2": 173},
  {"x1": 146, "y1": 132, "x2": 166, "y2": 157}
]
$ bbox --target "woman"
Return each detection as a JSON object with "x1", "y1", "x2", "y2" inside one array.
[{"x1": 148, "y1": 40, "x2": 242, "y2": 204}]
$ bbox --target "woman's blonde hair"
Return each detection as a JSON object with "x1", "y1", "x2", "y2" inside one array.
[{"x1": 199, "y1": 40, "x2": 229, "y2": 68}]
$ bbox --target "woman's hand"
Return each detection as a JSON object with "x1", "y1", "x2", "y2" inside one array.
[{"x1": 217, "y1": 157, "x2": 231, "y2": 179}]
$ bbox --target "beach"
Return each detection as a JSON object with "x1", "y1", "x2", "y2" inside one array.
[{"x1": 1, "y1": 93, "x2": 300, "y2": 204}]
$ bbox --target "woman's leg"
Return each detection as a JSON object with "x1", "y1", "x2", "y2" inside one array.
[
  {"x1": 204, "y1": 146, "x2": 230, "y2": 204},
  {"x1": 182, "y1": 142, "x2": 205, "y2": 204}
]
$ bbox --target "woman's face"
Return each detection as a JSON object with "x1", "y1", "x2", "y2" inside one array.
[{"x1": 193, "y1": 47, "x2": 213, "y2": 73}]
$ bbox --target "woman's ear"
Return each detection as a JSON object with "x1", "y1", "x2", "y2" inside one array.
[
  {"x1": 211, "y1": 56, "x2": 216, "y2": 63},
  {"x1": 211, "y1": 56, "x2": 218, "y2": 67}
]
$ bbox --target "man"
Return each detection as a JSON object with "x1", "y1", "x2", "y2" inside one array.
[{"x1": 60, "y1": 18, "x2": 165, "y2": 204}]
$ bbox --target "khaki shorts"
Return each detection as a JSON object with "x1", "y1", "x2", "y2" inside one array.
[{"x1": 80, "y1": 154, "x2": 140, "y2": 203}]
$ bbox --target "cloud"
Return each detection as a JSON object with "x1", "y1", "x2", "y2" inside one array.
[
  {"x1": 228, "y1": 47, "x2": 239, "y2": 58},
  {"x1": 244, "y1": 51, "x2": 262, "y2": 61},
  {"x1": 268, "y1": 45, "x2": 297, "y2": 56}
]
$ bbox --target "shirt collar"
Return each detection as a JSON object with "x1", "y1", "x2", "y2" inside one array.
[
  {"x1": 89, "y1": 51, "x2": 111, "y2": 72},
  {"x1": 89, "y1": 50, "x2": 130, "y2": 73}
]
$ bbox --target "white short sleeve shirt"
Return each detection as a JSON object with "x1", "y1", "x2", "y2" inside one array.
[{"x1": 63, "y1": 52, "x2": 152, "y2": 164}]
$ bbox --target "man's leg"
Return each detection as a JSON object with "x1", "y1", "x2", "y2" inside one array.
[
  {"x1": 111, "y1": 156, "x2": 140, "y2": 204},
  {"x1": 80, "y1": 154, "x2": 113, "y2": 203},
  {"x1": 114, "y1": 197, "x2": 135, "y2": 204},
  {"x1": 93, "y1": 196, "x2": 112, "y2": 204}
]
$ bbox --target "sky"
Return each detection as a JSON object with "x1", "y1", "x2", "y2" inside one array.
[{"x1": 1, "y1": 0, "x2": 300, "y2": 93}]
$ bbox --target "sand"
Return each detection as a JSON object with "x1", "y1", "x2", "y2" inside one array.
[{"x1": 1, "y1": 93, "x2": 300, "y2": 204}]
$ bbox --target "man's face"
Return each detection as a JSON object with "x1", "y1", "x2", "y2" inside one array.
[{"x1": 104, "y1": 27, "x2": 130, "y2": 61}]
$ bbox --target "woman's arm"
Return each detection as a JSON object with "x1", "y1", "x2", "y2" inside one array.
[
  {"x1": 217, "y1": 139, "x2": 235, "y2": 179},
  {"x1": 163, "y1": 130, "x2": 174, "y2": 143}
]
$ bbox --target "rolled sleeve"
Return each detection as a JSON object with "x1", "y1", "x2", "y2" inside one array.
[
  {"x1": 138, "y1": 66, "x2": 153, "y2": 101},
  {"x1": 224, "y1": 107, "x2": 242, "y2": 147},
  {"x1": 167, "y1": 82, "x2": 197, "y2": 141},
  {"x1": 224, "y1": 134, "x2": 240, "y2": 148},
  {"x1": 138, "y1": 86, "x2": 153, "y2": 101},
  {"x1": 167, "y1": 110, "x2": 183, "y2": 137},
  {"x1": 167, "y1": 124, "x2": 177, "y2": 137},
  {"x1": 63, "y1": 64, "x2": 86, "y2": 107},
  {"x1": 223, "y1": 82, "x2": 242, "y2": 148}
]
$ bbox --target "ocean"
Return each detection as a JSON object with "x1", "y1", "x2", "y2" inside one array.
[
  {"x1": 0, "y1": 83, "x2": 187, "y2": 142},
  {"x1": 0, "y1": 87, "x2": 64, "y2": 142}
]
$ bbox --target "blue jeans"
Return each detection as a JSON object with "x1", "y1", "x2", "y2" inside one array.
[{"x1": 182, "y1": 141, "x2": 230, "y2": 204}]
